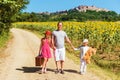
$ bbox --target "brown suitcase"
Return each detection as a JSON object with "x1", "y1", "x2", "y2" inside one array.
[{"x1": 35, "y1": 56, "x2": 44, "y2": 66}]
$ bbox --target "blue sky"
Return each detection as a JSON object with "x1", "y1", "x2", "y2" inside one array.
[{"x1": 23, "y1": 0, "x2": 120, "y2": 14}]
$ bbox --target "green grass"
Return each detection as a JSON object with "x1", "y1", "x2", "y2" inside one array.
[
  {"x1": 88, "y1": 63, "x2": 118, "y2": 80},
  {"x1": 0, "y1": 32, "x2": 12, "y2": 59},
  {"x1": 66, "y1": 47, "x2": 119, "y2": 80},
  {"x1": 0, "y1": 32, "x2": 11, "y2": 50}
]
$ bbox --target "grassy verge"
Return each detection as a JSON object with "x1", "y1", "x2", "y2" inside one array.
[
  {"x1": 0, "y1": 32, "x2": 11, "y2": 51},
  {"x1": 66, "y1": 46, "x2": 119, "y2": 80},
  {"x1": 0, "y1": 32, "x2": 13, "y2": 59},
  {"x1": 0, "y1": 33, "x2": 8, "y2": 47}
]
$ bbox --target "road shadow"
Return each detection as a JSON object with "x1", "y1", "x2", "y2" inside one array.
[
  {"x1": 16, "y1": 66, "x2": 54, "y2": 73},
  {"x1": 64, "y1": 69, "x2": 78, "y2": 74}
]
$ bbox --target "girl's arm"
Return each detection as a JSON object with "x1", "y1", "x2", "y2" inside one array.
[
  {"x1": 39, "y1": 38, "x2": 43, "y2": 54},
  {"x1": 49, "y1": 38, "x2": 53, "y2": 49}
]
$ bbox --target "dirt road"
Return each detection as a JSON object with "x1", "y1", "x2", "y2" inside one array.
[{"x1": 0, "y1": 28, "x2": 101, "y2": 80}]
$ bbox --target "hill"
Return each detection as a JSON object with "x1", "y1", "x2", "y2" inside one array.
[{"x1": 14, "y1": 5, "x2": 120, "y2": 22}]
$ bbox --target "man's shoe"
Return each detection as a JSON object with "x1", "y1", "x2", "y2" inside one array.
[
  {"x1": 60, "y1": 70, "x2": 65, "y2": 74},
  {"x1": 55, "y1": 69, "x2": 60, "y2": 74}
]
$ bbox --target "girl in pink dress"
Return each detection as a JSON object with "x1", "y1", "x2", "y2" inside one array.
[{"x1": 39, "y1": 30, "x2": 52, "y2": 74}]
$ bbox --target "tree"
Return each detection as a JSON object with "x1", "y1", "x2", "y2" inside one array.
[{"x1": 0, "y1": 0, "x2": 29, "y2": 34}]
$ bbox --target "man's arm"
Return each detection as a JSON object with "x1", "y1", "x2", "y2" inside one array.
[{"x1": 65, "y1": 36, "x2": 74, "y2": 49}]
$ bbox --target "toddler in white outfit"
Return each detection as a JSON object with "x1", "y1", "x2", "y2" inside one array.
[{"x1": 74, "y1": 39, "x2": 90, "y2": 75}]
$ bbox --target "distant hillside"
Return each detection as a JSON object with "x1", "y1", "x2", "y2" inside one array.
[{"x1": 16, "y1": 5, "x2": 120, "y2": 22}]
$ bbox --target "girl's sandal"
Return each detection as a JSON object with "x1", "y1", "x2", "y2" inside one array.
[
  {"x1": 44, "y1": 68, "x2": 47, "y2": 73},
  {"x1": 38, "y1": 70, "x2": 43, "y2": 74}
]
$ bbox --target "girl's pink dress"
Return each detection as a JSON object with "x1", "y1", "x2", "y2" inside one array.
[{"x1": 41, "y1": 39, "x2": 51, "y2": 58}]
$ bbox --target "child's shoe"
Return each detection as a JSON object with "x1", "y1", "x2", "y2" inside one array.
[
  {"x1": 44, "y1": 68, "x2": 47, "y2": 73},
  {"x1": 38, "y1": 69, "x2": 44, "y2": 74}
]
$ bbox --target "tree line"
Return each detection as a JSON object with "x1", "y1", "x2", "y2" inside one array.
[{"x1": 15, "y1": 9, "x2": 120, "y2": 22}]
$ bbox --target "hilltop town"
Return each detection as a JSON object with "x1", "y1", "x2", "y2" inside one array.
[
  {"x1": 40, "y1": 5, "x2": 109, "y2": 15},
  {"x1": 73, "y1": 5, "x2": 109, "y2": 12}
]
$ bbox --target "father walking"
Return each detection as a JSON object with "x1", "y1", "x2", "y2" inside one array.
[{"x1": 52, "y1": 22, "x2": 74, "y2": 74}]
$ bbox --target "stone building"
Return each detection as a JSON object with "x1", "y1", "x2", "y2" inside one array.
[{"x1": 74, "y1": 5, "x2": 109, "y2": 12}]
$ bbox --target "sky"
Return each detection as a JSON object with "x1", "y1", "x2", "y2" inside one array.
[{"x1": 23, "y1": 0, "x2": 120, "y2": 14}]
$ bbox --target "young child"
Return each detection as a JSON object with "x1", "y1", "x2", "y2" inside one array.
[
  {"x1": 74, "y1": 39, "x2": 96, "y2": 75},
  {"x1": 39, "y1": 30, "x2": 52, "y2": 74}
]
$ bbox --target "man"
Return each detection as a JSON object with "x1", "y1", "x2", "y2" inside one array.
[{"x1": 52, "y1": 22, "x2": 74, "y2": 74}]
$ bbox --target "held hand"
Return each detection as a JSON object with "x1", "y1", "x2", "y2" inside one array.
[
  {"x1": 74, "y1": 48, "x2": 78, "y2": 50},
  {"x1": 70, "y1": 44, "x2": 78, "y2": 51},
  {"x1": 53, "y1": 46, "x2": 56, "y2": 51}
]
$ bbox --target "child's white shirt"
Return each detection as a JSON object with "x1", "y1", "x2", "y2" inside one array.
[{"x1": 74, "y1": 46, "x2": 89, "y2": 59}]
